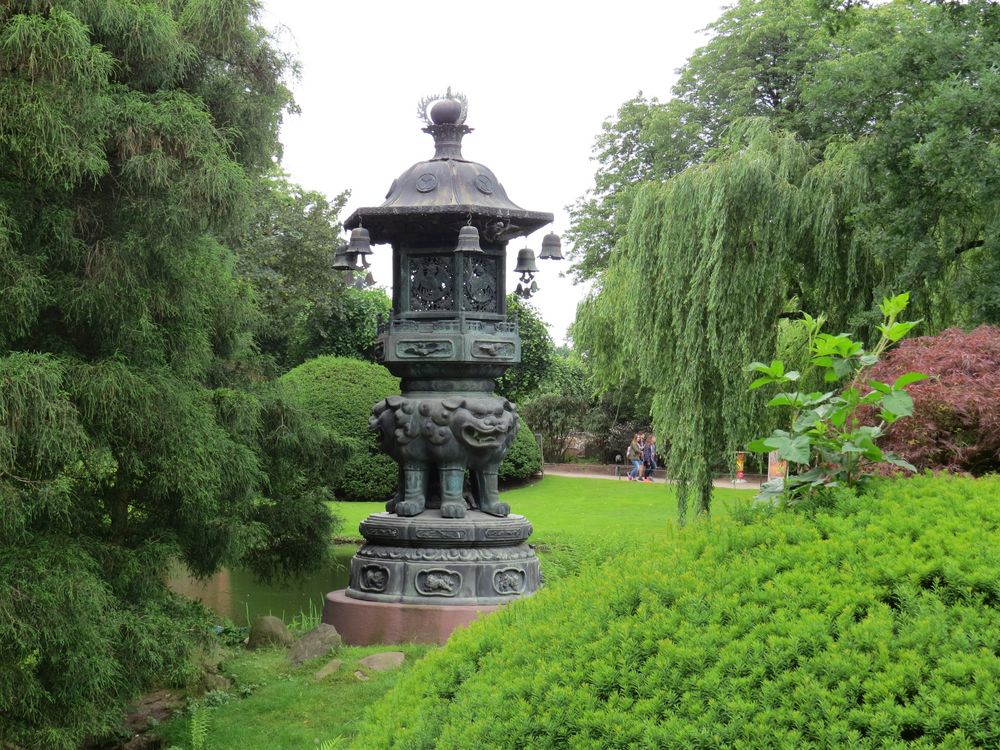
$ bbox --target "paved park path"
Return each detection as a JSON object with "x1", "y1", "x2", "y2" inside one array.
[{"x1": 542, "y1": 466, "x2": 762, "y2": 491}]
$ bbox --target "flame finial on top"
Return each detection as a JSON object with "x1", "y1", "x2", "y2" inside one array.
[{"x1": 417, "y1": 87, "x2": 469, "y2": 126}]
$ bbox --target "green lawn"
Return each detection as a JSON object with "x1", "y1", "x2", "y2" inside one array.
[
  {"x1": 331, "y1": 474, "x2": 753, "y2": 543},
  {"x1": 159, "y1": 476, "x2": 754, "y2": 748},
  {"x1": 157, "y1": 644, "x2": 432, "y2": 749}
]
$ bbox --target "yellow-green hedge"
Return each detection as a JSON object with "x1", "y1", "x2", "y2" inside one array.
[{"x1": 353, "y1": 475, "x2": 1000, "y2": 749}]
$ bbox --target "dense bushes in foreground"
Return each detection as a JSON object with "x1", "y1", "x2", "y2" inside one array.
[{"x1": 353, "y1": 476, "x2": 1000, "y2": 749}]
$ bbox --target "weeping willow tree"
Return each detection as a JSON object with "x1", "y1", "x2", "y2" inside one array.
[{"x1": 576, "y1": 120, "x2": 873, "y2": 522}]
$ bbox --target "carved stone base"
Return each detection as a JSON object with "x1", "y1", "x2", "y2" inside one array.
[
  {"x1": 323, "y1": 589, "x2": 497, "y2": 645},
  {"x1": 343, "y1": 509, "x2": 540, "y2": 606}
]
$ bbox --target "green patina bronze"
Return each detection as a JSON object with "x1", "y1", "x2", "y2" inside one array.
[
  {"x1": 343, "y1": 93, "x2": 553, "y2": 521},
  {"x1": 335, "y1": 94, "x2": 555, "y2": 605}
]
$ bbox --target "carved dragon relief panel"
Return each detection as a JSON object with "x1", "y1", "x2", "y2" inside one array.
[
  {"x1": 471, "y1": 340, "x2": 516, "y2": 359},
  {"x1": 409, "y1": 255, "x2": 454, "y2": 312},
  {"x1": 463, "y1": 256, "x2": 498, "y2": 312}
]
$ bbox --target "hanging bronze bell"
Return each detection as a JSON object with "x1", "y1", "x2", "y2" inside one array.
[
  {"x1": 538, "y1": 232, "x2": 563, "y2": 260},
  {"x1": 454, "y1": 224, "x2": 484, "y2": 253},
  {"x1": 332, "y1": 244, "x2": 351, "y2": 271},
  {"x1": 347, "y1": 226, "x2": 373, "y2": 269},
  {"x1": 513, "y1": 247, "x2": 539, "y2": 274}
]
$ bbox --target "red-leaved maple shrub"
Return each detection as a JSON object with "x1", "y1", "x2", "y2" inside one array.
[{"x1": 868, "y1": 325, "x2": 1000, "y2": 475}]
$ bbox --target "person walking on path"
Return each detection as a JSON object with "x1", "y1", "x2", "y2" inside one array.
[
  {"x1": 642, "y1": 434, "x2": 657, "y2": 482},
  {"x1": 627, "y1": 433, "x2": 645, "y2": 481}
]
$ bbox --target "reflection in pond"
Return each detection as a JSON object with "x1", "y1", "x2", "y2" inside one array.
[{"x1": 168, "y1": 545, "x2": 356, "y2": 626}]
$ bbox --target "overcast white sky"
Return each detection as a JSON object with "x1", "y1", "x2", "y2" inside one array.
[{"x1": 260, "y1": 0, "x2": 727, "y2": 344}]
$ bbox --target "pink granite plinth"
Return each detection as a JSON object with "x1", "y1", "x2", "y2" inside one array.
[{"x1": 323, "y1": 589, "x2": 498, "y2": 645}]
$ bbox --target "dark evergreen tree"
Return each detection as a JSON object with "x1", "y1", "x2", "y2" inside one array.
[{"x1": 0, "y1": 3, "x2": 341, "y2": 745}]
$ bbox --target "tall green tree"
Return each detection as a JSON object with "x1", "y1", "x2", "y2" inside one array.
[
  {"x1": 230, "y1": 172, "x2": 392, "y2": 370},
  {"x1": 0, "y1": 3, "x2": 340, "y2": 746},
  {"x1": 495, "y1": 294, "x2": 555, "y2": 404},
  {"x1": 573, "y1": 0, "x2": 1000, "y2": 519}
]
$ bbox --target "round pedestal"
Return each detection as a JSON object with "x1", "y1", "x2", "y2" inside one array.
[
  {"x1": 327, "y1": 508, "x2": 537, "y2": 643},
  {"x1": 323, "y1": 589, "x2": 498, "y2": 645},
  {"x1": 346, "y1": 509, "x2": 539, "y2": 606}
]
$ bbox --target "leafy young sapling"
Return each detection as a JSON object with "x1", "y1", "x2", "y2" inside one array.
[{"x1": 747, "y1": 293, "x2": 926, "y2": 500}]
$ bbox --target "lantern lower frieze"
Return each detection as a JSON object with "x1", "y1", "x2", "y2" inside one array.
[{"x1": 375, "y1": 316, "x2": 521, "y2": 381}]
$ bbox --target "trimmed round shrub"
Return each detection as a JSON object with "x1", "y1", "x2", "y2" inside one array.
[
  {"x1": 498, "y1": 417, "x2": 542, "y2": 483},
  {"x1": 869, "y1": 325, "x2": 1000, "y2": 475},
  {"x1": 280, "y1": 356, "x2": 399, "y2": 501},
  {"x1": 352, "y1": 475, "x2": 1000, "y2": 749}
]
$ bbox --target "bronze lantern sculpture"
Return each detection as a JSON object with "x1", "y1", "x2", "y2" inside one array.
[{"x1": 324, "y1": 91, "x2": 561, "y2": 643}]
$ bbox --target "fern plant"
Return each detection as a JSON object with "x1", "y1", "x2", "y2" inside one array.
[{"x1": 166, "y1": 706, "x2": 208, "y2": 750}]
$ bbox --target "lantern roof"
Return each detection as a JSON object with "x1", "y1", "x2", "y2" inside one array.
[{"x1": 343, "y1": 92, "x2": 553, "y2": 245}]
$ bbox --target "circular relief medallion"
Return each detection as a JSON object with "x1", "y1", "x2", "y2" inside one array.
[
  {"x1": 415, "y1": 173, "x2": 438, "y2": 193},
  {"x1": 474, "y1": 174, "x2": 495, "y2": 195}
]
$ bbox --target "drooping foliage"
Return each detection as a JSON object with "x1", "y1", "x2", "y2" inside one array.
[
  {"x1": 0, "y1": 3, "x2": 342, "y2": 746},
  {"x1": 572, "y1": 0, "x2": 1000, "y2": 517},
  {"x1": 579, "y1": 121, "x2": 869, "y2": 519},
  {"x1": 353, "y1": 475, "x2": 1000, "y2": 750},
  {"x1": 868, "y1": 326, "x2": 1000, "y2": 476}
]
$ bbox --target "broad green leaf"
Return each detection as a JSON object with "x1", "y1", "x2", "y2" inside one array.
[
  {"x1": 770, "y1": 434, "x2": 811, "y2": 464},
  {"x1": 829, "y1": 405, "x2": 851, "y2": 428},
  {"x1": 749, "y1": 376, "x2": 774, "y2": 390},
  {"x1": 879, "y1": 292, "x2": 910, "y2": 318},
  {"x1": 747, "y1": 438, "x2": 776, "y2": 453},
  {"x1": 793, "y1": 410, "x2": 821, "y2": 432},
  {"x1": 885, "y1": 453, "x2": 917, "y2": 472},
  {"x1": 859, "y1": 391, "x2": 883, "y2": 405},
  {"x1": 859, "y1": 353, "x2": 879, "y2": 367},
  {"x1": 767, "y1": 392, "x2": 806, "y2": 408},
  {"x1": 893, "y1": 371, "x2": 928, "y2": 389},
  {"x1": 868, "y1": 380, "x2": 891, "y2": 394},
  {"x1": 832, "y1": 358, "x2": 854, "y2": 379},
  {"x1": 878, "y1": 320, "x2": 920, "y2": 342},
  {"x1": 804, "y1": 391, "x2": 835, "y2": 406},
  {"x1": 788, "y1": 466, "x2": 827, "y2": 487},
  {"x1": 855, "y1": 435, "x2": 883, "y2": 461},
  {"x1": 882, "y1": 390, "x2": 913, "y2": 418},
  {"x1": 755, "y1": 477, "x2": 785, "y2": 501}
]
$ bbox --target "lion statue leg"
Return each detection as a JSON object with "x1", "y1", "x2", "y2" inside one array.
[
  {"x1": 473, "y1": 470, "x2": 509, "y2": 517},
  {"x1": 439, "y1": 464, "x2": 467, "y2": 518},
  {"x1": 394, "y1": 464, "x2": 428, "y2": 517}
]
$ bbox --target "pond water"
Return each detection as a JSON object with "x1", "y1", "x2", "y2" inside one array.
[{"x1": 167, "y1": 545, "x2": 357, "y2": 626}]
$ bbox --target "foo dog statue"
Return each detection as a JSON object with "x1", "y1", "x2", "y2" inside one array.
[{"x1": 369, "y1": 395, "x2": 518, "y2": 518}]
